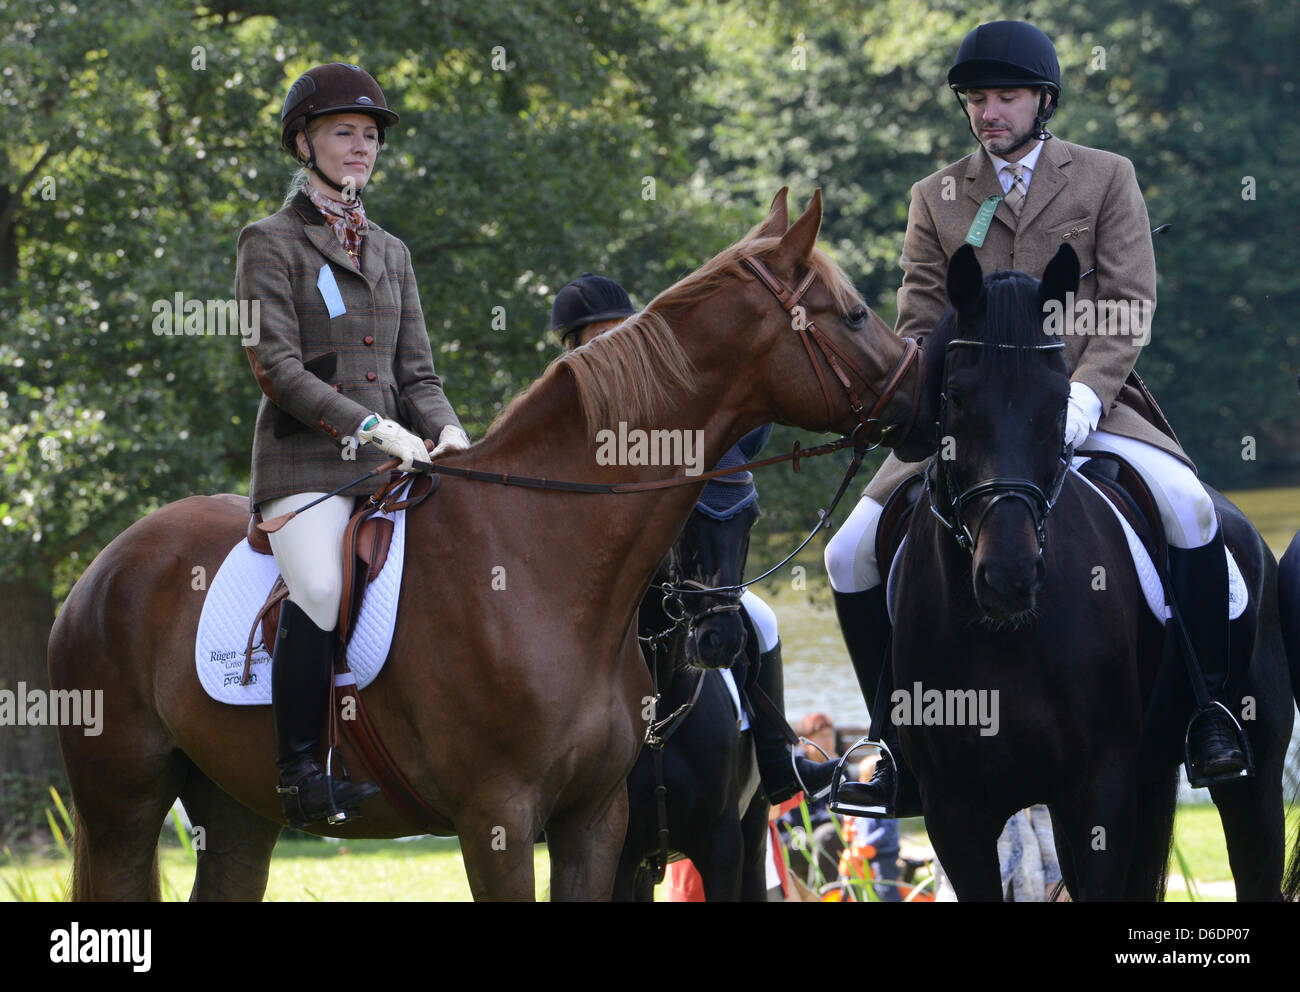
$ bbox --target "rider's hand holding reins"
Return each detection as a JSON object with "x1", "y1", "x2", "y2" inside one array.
[
  {"x1": 1063, "y1": 380, "x2": 1102, "y2": 449},
  {"x1": 358, "y1": 413, "x2": 431, "y2": 472},
  {"x1": 429, "y1": 424, "x2": 470, "y2": 459}
]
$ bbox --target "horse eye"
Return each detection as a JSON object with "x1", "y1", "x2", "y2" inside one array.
[{"x1": 846, "y1": 305, "x2": 868, "y2": 327}]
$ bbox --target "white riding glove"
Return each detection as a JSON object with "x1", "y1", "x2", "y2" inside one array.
[
  {"x1": 356, "y1": 414, "x2": 431, "y2": 472},
  {"x1": 430, "y1": 424, "x2": 471, "y2": 459},
  {"x1": 1063, "y1": 380, "x2": 1102, "y2": 450}
]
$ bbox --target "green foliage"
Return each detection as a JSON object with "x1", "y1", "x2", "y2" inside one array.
[{"x1": 4, "y1": 0, "x2": 1297, "y2": 594}]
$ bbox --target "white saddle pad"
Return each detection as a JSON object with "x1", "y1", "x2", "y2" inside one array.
[
  {"x1": 195, "y1": 489, "x2": 409, "y2": 705},
  {"x1": 716, "y1": 668, "x2": 750, "y2": 731},
  {"x1": 886, "y1": 466, "x2": 1247, "y2": 625}
]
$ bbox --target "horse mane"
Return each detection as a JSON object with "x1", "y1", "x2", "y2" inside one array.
[{"x1": 549, "y1": 225, "x2": 865, "y2": 438}]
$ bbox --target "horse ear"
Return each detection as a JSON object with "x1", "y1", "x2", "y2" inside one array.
[
  {"x1": 773, "y1": 188, "x2": 823, "y2": 270},
  {"x1": 1039, "y1": 244, "x2": 1079, "y2": 310},
  {"x1": 946, "y1": 243, "x2": 983, "y2": 315},
  {"x1": 753, "y1": 187, "x2": 790, "y2": 239}
]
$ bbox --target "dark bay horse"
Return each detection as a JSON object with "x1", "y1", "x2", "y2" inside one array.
[
  {"x1": 1277, "y1": 530, "x2": 1300, "y2": 898},
  {"x1": 48, "y1": 188, "x2": 921, "y2": 900},
  {"x1": 886, "y1": 244, "x2": 1293, "y2": 900},
  {"x1": 614, "y1": 501, "x2": 770, "y2": 901}
]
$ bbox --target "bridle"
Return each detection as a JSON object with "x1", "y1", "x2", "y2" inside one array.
[
  {"x1": 926, "y1": 339, "x2": 1073, "y2": 555},
  {"x1": 739, "y1": 254, "x2": 922, "y2": 447}
]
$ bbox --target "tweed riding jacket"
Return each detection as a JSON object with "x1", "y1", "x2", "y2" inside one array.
[{"x1": 237, "y1": 190, "x2": 463, "y2": 511}]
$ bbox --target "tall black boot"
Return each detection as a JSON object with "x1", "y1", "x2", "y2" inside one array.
[
  {"x1": 832, "y1": 587, "x2": 890, "y2": 713},
  {"x1": 272, "y1": 599, "x2": 379, "y2": 827},
  {"x1": 751, "y1": 641, "x2": 837, "y2": 804},
  {"x1": 1168, "y1": 534, "x2": 1251, "y2": 786},
  {"x1": 829, "y1": 586, "x2": 922, "y2": 818}
]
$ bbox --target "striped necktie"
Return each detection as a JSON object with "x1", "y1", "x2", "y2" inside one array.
[{"x1": 1003, "y1": 162, "x2": 1027, "y2": 218}]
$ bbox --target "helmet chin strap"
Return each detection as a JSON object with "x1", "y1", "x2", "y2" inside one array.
[
  {"x1": 300, "y1": 129, "x2": 365, "y2": 201},
  {"x1": 956, "y1": 87, "x2": 1056, "y2": 156}
]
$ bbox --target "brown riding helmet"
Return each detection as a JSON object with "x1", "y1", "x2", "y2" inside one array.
[{"x1": 280, "y1": 62, "x2": 399, "y2": 161}]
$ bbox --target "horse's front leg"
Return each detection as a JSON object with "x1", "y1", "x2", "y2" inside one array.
[
  {"x1": 922, "y1": 790, "x2": 1006, "y2": 901},
  {"x1": 547, "y1": 781, "x2": 630, "y2": 901},
  {"x1": 1057, "y1": 771, "x2": 1138, "y2": 901},
  {"x1": 457, "y1": 797, "x2": 542, "y2": 902}
]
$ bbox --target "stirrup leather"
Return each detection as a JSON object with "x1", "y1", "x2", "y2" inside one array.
[
  {"x1": 828, "y1": 736, "x2": 898, "y2": 818},
  {"x1": 1183, "y1": 701, "x2": 1253, "y2": 789}
]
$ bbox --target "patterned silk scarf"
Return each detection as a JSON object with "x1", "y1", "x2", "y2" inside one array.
[{"x1": 306, "y1": 185, "x2": 368, "y2": 269}]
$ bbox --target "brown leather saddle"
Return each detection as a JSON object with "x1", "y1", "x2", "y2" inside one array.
[
  {"x1": 241, "y1": 470, "x2": 451, "y2": 833},
  {"x1": 241, "y1": 472, "x2": 437, "y2": 682}
]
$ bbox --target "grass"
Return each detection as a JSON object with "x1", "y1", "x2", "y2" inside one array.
[{"x1": 3, "y1": 788, "x2": 1294, "y2": 901}]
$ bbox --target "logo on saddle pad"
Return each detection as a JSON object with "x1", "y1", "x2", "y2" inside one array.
[{"x1": 594, "y1": 421, "x2": 705, "y2": 477}]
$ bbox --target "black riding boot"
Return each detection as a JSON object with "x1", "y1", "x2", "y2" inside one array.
[
  {"x1": 272, "y1": 599, "x2": 379, "y2": 827},
  {"x1": 832, "y1": 587, "x2": 890, "y2": 713},
  {"x1": 751, "y1": 641, "x2": 837, "y2": 804},
  {"x1": 1168, "y1": 534, "x2": 1251, "y2": 786},
  {"x1": 829, "y1": 586, "x2": 922, "y2": 818}
]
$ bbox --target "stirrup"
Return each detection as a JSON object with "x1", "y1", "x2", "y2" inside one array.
[
  {"x1": 791, "y1": 736, "x2": 833, "y2": 801},
  {"x1": 828, "y1": 736, "x2": 898, "y2": 819},
  {"x1": 1183, "y1": 701, "x2": 1253, "y2": 789}
]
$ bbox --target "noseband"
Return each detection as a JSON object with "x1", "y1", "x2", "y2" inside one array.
[
  {"x1": 927, "y1": 340, "x2": 1072, "y2": 555},
  {"x1": 739, "y1": 254, "x2": 921, "y2": 447}
]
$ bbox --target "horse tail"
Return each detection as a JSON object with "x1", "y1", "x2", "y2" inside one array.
[{"x1": 1127, "y1": 768, "x2": 1179, "y2": 901}]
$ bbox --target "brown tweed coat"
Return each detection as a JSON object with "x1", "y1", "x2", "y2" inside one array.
[
  {"x1": 237, "y1": 190, "x2": 463, "y2": 511},
  {"x1": 866, "y1": 137, "x2": 1188, "y2": 503}
]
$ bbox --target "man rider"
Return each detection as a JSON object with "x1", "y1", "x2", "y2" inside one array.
[{"x1": 827, "y1": 20, "x2": 1249, "y2": 817}]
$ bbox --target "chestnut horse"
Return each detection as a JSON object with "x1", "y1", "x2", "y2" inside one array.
[{"x1": 48, "y1": 188, "x2": 919, "y2": 901}]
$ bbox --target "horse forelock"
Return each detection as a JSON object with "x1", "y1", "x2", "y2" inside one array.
[
  {"x1": 554, "y1": 228, "x2": 863, "y2": 438},
  {"x1": 951, "y1": 270, "x2": 1059, "y2": 382}
]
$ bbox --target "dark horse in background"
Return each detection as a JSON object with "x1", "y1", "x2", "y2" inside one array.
[
  {"x1": 614, "y1": 499, "x2": 770, "y2": 901},
  {"x1": 1276, "y1": 530, "x2": 1300, "y2": 899},
  {"x1": 886, "y1": 243, "x2": 1294, "y2": 900}
]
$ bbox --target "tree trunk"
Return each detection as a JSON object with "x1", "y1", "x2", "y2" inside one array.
[{"x1": 0, "y1": 576, "x2": 65, "y2": 840}]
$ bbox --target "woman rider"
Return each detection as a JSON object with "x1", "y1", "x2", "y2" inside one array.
[
  {"x1": 237, "y1": 63, "x2": 470, "y2": 828},
  {"x1": 551, "y1": 274, "x2": 838, "y2": 803}
]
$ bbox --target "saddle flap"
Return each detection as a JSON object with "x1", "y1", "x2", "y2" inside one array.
[
  {"x1": 875, "y1": 473, "x2": 926, "y2": 579},
  {"x1": 1076, "y1": 451, "x2": 1168, "y2": 567},
  {"x1": 356, "y1": 517, "x2": 394, "y2": 582},
  {"x1": 247, "y1": 513, "x2": 273, "y2": 555}
]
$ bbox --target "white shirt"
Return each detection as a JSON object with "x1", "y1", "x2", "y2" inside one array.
[{"x1": 986, "y1": 139, "x2": 1045, "y2": 193}]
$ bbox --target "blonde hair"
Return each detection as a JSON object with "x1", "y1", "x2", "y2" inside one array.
[{"x1": 281, "y1": 117, "x2": 331, "y2": 207}]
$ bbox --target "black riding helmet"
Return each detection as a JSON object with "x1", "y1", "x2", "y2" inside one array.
[
  {"x1": 281, "y1": 63, "x2": 399, "y2": 195},
  {"x1": 551, "y1": 274, "x2": 637, "y2": 348},
  {"x1": 948, "y1": 21, "x2": 1061, "y2": 153}
]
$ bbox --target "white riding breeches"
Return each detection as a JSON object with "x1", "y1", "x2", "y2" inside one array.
[
  {"x1": 1076, "y1": 431, "x2": 1218, "y2": 549},
  {"x1": 824, "y1": 430, "x2": 1218, "y2": 595},
  {"x1": 260, "y1": 493, "x2": 353, "y2": 631},
  {"x1": 741, "y1": 589, "x2": 779, "y2": 655}
]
